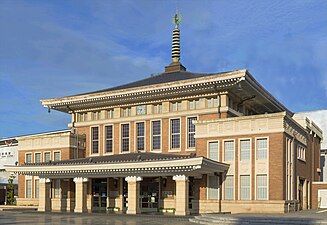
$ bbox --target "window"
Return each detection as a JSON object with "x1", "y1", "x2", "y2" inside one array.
[
  {"x1": 34, "y1": 179, "x2": 39, "y2": 198},
  {"x1": 257, "y1": 138, "x2": 268, "y2": 160},
  {"x1": 240, "y1": 139, "x2": 250, "y2": 161},
  {"x1": 224, "y1": 140, "x2": 234, "y2": 161},
  {"x1": 224, "y1": 175, "x2": 234, "y2": 200},
  {"x1": 171, "y1": 119, "x2": 181, "y2": 149},
  {"x1": 187, "y1": 117, "x2": 197, "y2": 148},
  {"x1": 25, "y1": 153, "x2": 32, "y2": 163},
  {"x1": 256, "y1": 175, "x2": 268, "y2": 200},
  {"x1": 195, "y1": 99, "x2": 200, "y2": 109},
  {"x1": 91, "y1": 127, "x2": 99, "y2": 154},
  {"x1": 136, "y1": 122, "x2": 145, "y2": 151},
  {"x1": 153, "y1": 104, "x2": 162, "y2": 114},
  {"x1": 54, "y1": 180, "x2": 60, "y2": 198},
  {"x1": 152, "y1": 121, "x2": 161, "y2": 150},
  {"x1": 298, "y1": 146, "x2": 306, "y2": 161},
  {"x1": 80, "y1": 113, "x2": 88, "y2": 122},
  {"x1": 121, "y1": 124, "x2": 129, "y2": 152},
  {"x1": 240, "y1": 175, "x2": 250, "y2": 200},
  {"x1": 105, "y1": 125, "x2": 113, "y2": 153},
  {"x1": 213, "y1": 98, "x2": 219, "y2": 107},
  {"x1": 122, "y1": 108, "x2": 131, "y2": 117},
  {"x1": 107, "y1": 109, "x2": 114, "y2": 119},
  {"x1": 208, "y1": 175, "x2": 219, "y2": 200},
  {"x1": 208, "y1": 141, "x2": 219, "y2": 161},
  {"x1": 54, "y1": 152, "x2": 60, "y2": 161},
  {"x1": 92, "y1": 112, "x2": 98, "y2": 120},
  {"x1": 189, "y1": 101, "x2": 195, "y2": 110},
  {"x1": 207, "y1": 98, "x2": 212, "y2": 108},
  {"x1": 35, "y1": 153, "x2": 41, "y2": 163},
  {"x1": 172, "y1": 102, "x2": 182, "y2": 111},
  {"x1": 44, "y1": 152, "x2": 51, "y2": 162},
  {"x1": 26, "y1": 180, "x2": 32, "y2": 198}
]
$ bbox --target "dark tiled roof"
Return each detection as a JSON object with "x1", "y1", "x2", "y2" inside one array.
[
  {"x1": 73, "y1": 71, "x2": 225, "y2": 96},
  {"x1": 23, "y1": 152, "x2": 197, "y2": 166}
]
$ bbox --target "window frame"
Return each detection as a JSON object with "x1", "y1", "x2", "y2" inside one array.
[
  {"x1": 120, "y1": 123, "x2": 130, "y2": 153},
  {"x1": 25, "y1": 153, "x2": 32, "y2": 163},
  {"x1": 151, "y1": 120, "x2": 162, "y2": 152},
  {"x1": 135, "y1": 121, "x2": 146, "y2": 152},
  {"x1": 224, "y1": 175, "x2": 234, "y2": 200},
  {"x1": 186, "y1": 116, "x2": 197, "y2": 150},
  {"x1": 239, "y1": 175, "x2": 251, "y2": 200},
  {"x1": 223, "y1": 139, "x2": 235, "y2": 161},
  {"x1": 25, "y1": 178, "x2": 32, "y2": 198},
  {"x1": 207, "y1": 175, "x2": 220, "y2": 200},
  {"x1": 256, "y1": 137, "x2": 268, "y2": 160},
  {"x1": 256, "y1": 174, "x2": 268, "y2": 200},
  {"x1": 207, "y1": 140, "x2": 219, "y2": 161},
  {"x1": 43, "y1": 151, "x2": 51, "y2": 162},
  {"x1": 239, "y1": 138, "x2": 251, "y2": 161},
  {"x1": 169, "y1": 118, "x2": 181, "y2": 151},
  {"x1": 53, "y1": 151, "x2": 61, "y2": 161},
  {"x1": 104, "y1": 124, "x2": 114, "y2": 154},
  {"x1": 90, "y1": 126, "x2": 100, "y2": 155},
  {"x1": 34, "y1": 152, "x2": 42, "y2": 163}
]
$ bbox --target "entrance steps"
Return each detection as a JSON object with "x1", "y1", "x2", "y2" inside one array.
[{"x1": 189, "y1": 214, "x2": 327, "y2": 225}]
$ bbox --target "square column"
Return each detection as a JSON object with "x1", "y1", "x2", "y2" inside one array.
[
  {"x1": 73, "y1": 177, "x2": 88, "y2": 213},
  {"x1": 125, "y1": 176, "x2": 142, "y2": 214},
  {"x1": 38, "y1": 178, "x2": 51, "y2": 212},
  {"x1": 173, "y1": 175, "x2": 190, "y2": 215}
]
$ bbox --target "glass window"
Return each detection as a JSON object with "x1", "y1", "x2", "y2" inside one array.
[
  {"x1": 105, "y1": 125, "x2": 113, "y2": 153},
  {"x1": 54, "y1": 152, "x2": 60, "y2": 161},
  {"x1": 122, "y1": 108, "x2": 131, "y2": 117},
  {"x1": 209, "y1": 141, "x2": 219, "y2": 161},
  {"x1": 178, "y1": 102, "x2": 182, "y2": 111},
  {"x1": 152, "y1": 121, "x2": 161, "y2": 150},
  {"x1": 224, "y1": 175, "x2": 234, "y2": 200},
  {"x1": 136, "y1": 122, "x2": 145, "y2": 151},
  {"x1": 207, "y1": 98, "x2": 212, "y2": 108},
  {"x1": 213, "y1": 98, "x2": 219, "y2": 107},
  {"x1": 54, "y1": 180, "x2": 60, "y2": 198},
  {"x1": 171, "y1": 119, "x2": 180, "y2": 149},
  {"x1": 35, "y1": 153, "x2": 41, "y2": 163},
  {"x1": 208, "y1": 175, "x2": 219, "y2": 200},
  {"x1": 91, "y1": 127, "x2": 99, "y2": 154},
  {"x1": 195, "y1": 99, "x2": 200, "y2": 109},
  {"x1": 172, "y1": 102, "x2": 177, "y2": 111},
  {"x1": 25, "y1": 153, "x2": 32, "y2": 163},
  {"x1": 121, "y1": 124, "x2": 129, "y2": 152},
  {"x1": 44, "y1": 152, "x2": 51, "y2": 162},
  {"x1": 107, "y1": 109, "x2": 114, "y2": 119},
  {"x1": 257, "y1": 138, "x2": 268, "y2": 160},
  {"x1": 240, "y1": 139, "x2": 250, "y2": 161},
  {"x1": 34, "y1": 179, "x2": 39, "y2": 198},
  {"x1": 240, "y1": 175, "x2": 251, "y2": 200},
  {"x1": 189, "y1": 101, "x2": 195, "y2": 110},
  {"x1": 224, "y1": 140, "x2": 234, "y2": 161},
  {"x1": 187, "y1": 117, "x2": 197, "y2": 148},
  {"x1": 257, "y1": 175, "x2": 267, "y2": 200},
  {"x1": 26, "y1": 180, "x2": 32, "y2": 198}
]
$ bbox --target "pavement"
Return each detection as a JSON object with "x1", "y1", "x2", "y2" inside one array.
[{"x1": 0, "y1": 209, "x2": 326, "y2": 225}]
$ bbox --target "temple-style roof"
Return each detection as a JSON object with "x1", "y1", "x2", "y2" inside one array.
[{"x1": 5, "y1": 153, "x2": 229, "y2": 178}]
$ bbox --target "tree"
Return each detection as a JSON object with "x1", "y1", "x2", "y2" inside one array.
[{"x1": 6, "y1": 173, "x2": 16, "y2": 205}]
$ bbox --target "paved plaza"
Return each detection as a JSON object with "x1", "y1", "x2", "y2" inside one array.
[{"x1": 0, "y1": 210, "x2": 327, "y2": 225}]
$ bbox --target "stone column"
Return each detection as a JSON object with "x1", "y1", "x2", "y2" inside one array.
[
  {"x1": 125, "y1": 176, "x2": 142, "y2": 214},
  {"x1": 73, "y1": 177, "x2": 88, "y2": 213},
  {"x1": 173, "y1": 175, "x2": 190, "y2": 216},
  {"x1": 38, "y1": 178, "x2": 51, "y2": 212}
]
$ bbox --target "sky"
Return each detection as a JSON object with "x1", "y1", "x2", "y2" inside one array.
[{"x1": 0, "y1": 0, "x2": 327, "y2": 138}]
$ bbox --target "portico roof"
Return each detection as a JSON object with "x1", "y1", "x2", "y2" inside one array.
[{"x1": 5, "y1": 153, "x2": 229, "y2": 178}]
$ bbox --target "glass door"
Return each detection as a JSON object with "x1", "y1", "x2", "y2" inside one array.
[
  {"x1": 140, "y1": 177, "x2": 159, "y2": 212},
  {"x1": 92, "y1": 178, "x2": 107, "y2": 211}
]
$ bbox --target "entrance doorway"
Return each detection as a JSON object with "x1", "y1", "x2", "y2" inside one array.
[
  {"x1": 140, "y1": 177, "x2": 159, "y2": 212},
  {"x1": 92, "y1": 178, "x2": 107, "y2": 211}
]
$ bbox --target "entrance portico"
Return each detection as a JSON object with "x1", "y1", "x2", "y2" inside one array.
[{"x1": 6, "y1": 153, "x2": 229, "y2": 215}]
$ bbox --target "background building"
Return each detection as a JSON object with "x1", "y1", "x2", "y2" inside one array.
[{"x1": 0, "y1": 138, "x2": 18, "y2": 204}]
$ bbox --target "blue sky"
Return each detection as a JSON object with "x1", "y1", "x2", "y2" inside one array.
[{"x1": 0, "y1": 0, "x2": 326, "y2": 138}]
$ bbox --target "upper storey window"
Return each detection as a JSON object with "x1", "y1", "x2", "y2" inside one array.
[
  {"x1": 240, "y1": 139, "x2": 250, "y2": 161},
  {"x1": 105, "y1": 125, "x2": 113, "y2": 153},
  {"x1": 224, "y1": 140, "x2": 234, "y2": 161},
  {"x1": 297, "y1": 146, "x2": 306, "y2": 161},
  {"x1": 207, "y1": 97, "x2": 219, "y2": 108},
  {"x1": 121, "y1": 124, "x2": 130, "y2": 152},
  {"x1": 122, "y1": 108, "x2": 131, "y2": 117},
  {"x1": 107, "y1": 109, "x2": 114, "y2": 119},
  {"x1": 152, "y1": 121, "x2": 161, "y2": 151},
  {"x1": 79, "y1": 113, "x2": 88, "y2": 122},
  {"x1": 91, "y1": 127, "x2": 99, "y2": 154},
  {"x1": 25, "y1": 153, "x2": 32, "y2": 163},
  {"x1": 171, "y1": 119, "x2": 181, "y2": 149},
  {"x1": 172, "y1": 101, "x2": 182, "y2": 112},
  {"x1": 92, "y1": 111, "x2": 101, "y2": 120},
  {"x1": 187, "y1": 117, "x2": 197, "y2": 148},
  {"x1": 136, "y1": 122, "x2": 145, "y2": 151},
  {"x1": 153, "y1": 104, "x2": 162, "y2": 114},
  {"x1": 257, "y1": 138, "x2": 268, "y2": 160}
]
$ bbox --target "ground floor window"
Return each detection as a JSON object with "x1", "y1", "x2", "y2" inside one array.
[
  {"x1": 26, "y1": 179, "x2": 32, "y2": 198},
  {"x1": 256, "y1": 175, "x2": 268, "y2": 200},
  {"x1": 224, "y1": 175, "x2": 234, "y2": 200},
  {"x1": 54, "y1": 180, "x2": 60, "y2": 198},
  {"x1": 34, "y1": 179, "x2": 39, "y2": 198},
  {"x1": 240, "y1": 175, "x2": 250, "y2": 200},
  {"x1": 208, "y1": 175, "x2": 219, "y2": 200}
]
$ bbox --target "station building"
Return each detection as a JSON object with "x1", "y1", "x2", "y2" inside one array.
[{"x1": 5, "y1": 14, "x2": 323, "y2": 214}]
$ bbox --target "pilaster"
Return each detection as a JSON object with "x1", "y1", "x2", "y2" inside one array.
[
  {"x1": 125, "y1": 176, "x2": 142, "y2": 214},
  {"x1": 73, "y1": 177, "x2": 88, "y2": 213},
  {"x1": 173, "y1": 175, "x2": 190, "y2": 215}
]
